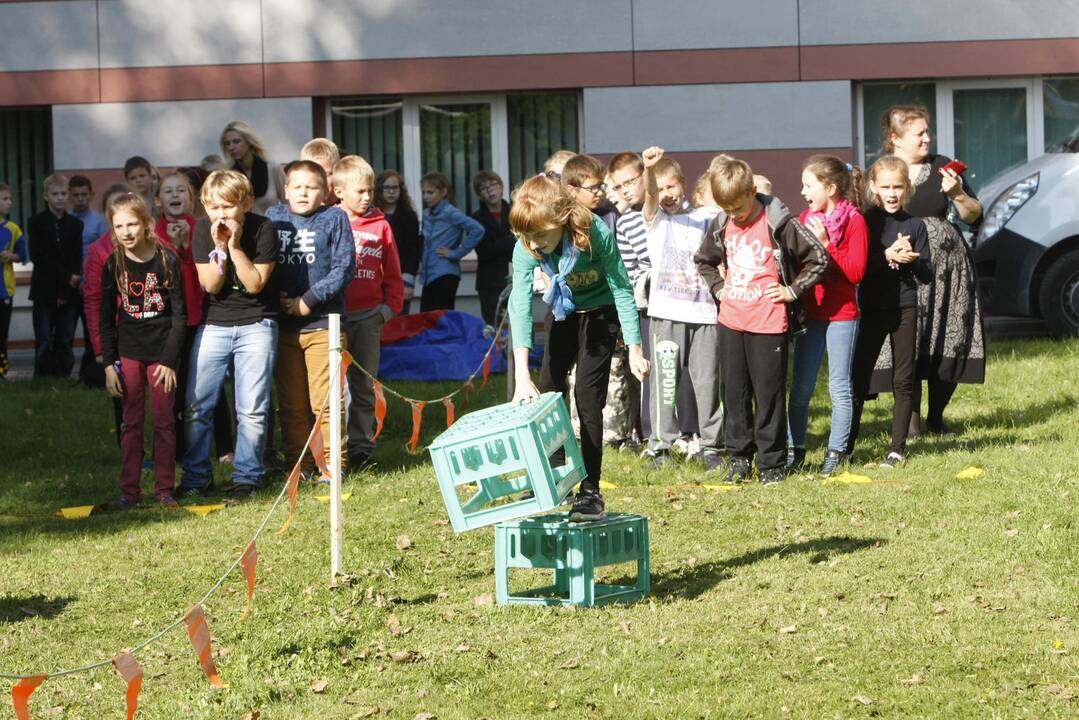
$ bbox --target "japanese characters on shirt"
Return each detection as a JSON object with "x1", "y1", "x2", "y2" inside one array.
[{"x1": 277, "y1": 227, "x2": 318, "y2": 265}]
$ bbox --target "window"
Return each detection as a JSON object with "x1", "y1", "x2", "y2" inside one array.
[
  {"x1": 1043, "y1": 77, "x2": 1079, "y2": 151},
  {"x1": 952, "y1": 86, "x2": 1029, "y2": 193},
  {"x1": 0, "y1": 107, "x2": 52, "y2": 231},
  {"x1": 329, "y1": 91, "x2": 579, "y2": 214},
  {"x1": 331, "y1": 97, "x2": 404, "y2": 175}
]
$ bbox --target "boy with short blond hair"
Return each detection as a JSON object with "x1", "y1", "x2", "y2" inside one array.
[
  {"x1": 694, "y1": 156, "x2": 829, "y2": 485},
  {"x1": 269, "y1": 160, "x2": 355, "y2": 474},
  {"x1": 28, "y1": 173, "x2": 83, "y2": 377},
  {"x1": 0, "y1": 182, "x2": 26, "y2": 377},
  {"x1": 178, "y1": 169, "x2": 279, "y2": 498},
  {"x1": 334, "y1": 154, "x2": 403, "y2": 468}
]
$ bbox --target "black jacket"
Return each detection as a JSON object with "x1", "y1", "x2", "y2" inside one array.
[
  {"x1": 694, "y1": 193, "x2": 830, "y2": 334},
  {"x1": 470, "y1": 200, "x2": 516, "y2": 291},
  {"x1": 387, "y1": 205, "x2": 421, "y2": 280},
  {"x1": 28, "y1": 210, "x2": 83, "y2": 304}
]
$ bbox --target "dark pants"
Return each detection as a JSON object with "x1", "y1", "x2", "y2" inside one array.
[
  {"x1": 478, "y1": 287, "x2": 505, "y2": 327},
  {"x1": 540, "y1": 306, "x2": 619, "y2": 493},
  {"x1": 718, "y1": 324, "x2": 787, "y2": 470},
  {"x1": 77, "y1": 305, "x2": 103, "y2": 386},
  {"x1": 118, "y1": 356, "x2": 176, "y2": 500},
  {"x1": 0, "y1": 298, "x2": 11, "y2": 375},
  {"x1": 32, "y1": 301, "x2": 79, "y2": 378},
  {"x1": 420, "y1": 275, "x2": 460, "y2": 312},
  {"x1": 849, "y1": 306, "x2": 917, "y2": 456},
  {"x1": 911, "y1": 377, "x2": 958, "y2": 428}
]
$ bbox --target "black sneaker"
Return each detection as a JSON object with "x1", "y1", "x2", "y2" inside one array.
[
  {"x1": 760, "y1": 467, "x2": 786, "y2": 485},
  {"x1": 879, "y1": 452, "x2": 905, "y2": 469},
  {"x1": 820, "y1": 449, "x2": 846, "y2": 477},
  {"x1": 786, "y1": 447, "x2": 806, "y2": 471},
  {"x1": 568, "y1": 489, "x2": 606, "y2": 523},
  {"x1": 225, "y1": 483, "x2": 257, "y2": 501},
  {"x1": 723, "y1": 457, "x2": 751, "y2": 484},
  {"x1": 702, "y1": 449, "x2": 725, "y2": 472},
  {"x1": 177, "y1": 483, "x2": 215, "y2": 499},
  {"x1": 642, "y1": 448, "x2": 671, "y2": 469},
  {"x1": 348, "y1": 452, "x2": 378, "y2": 472}
]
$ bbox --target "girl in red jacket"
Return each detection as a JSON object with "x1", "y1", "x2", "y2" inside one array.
[{"x1": 786, "y1": 155, "x2": 869, "y2": 476}]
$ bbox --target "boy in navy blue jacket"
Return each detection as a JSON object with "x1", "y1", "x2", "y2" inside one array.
[{"x1": 268, "y1": 160, "x2": 355, "y2": 473}]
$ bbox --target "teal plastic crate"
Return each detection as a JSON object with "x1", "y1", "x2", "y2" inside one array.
[
  {"x1": 428, "y1": 393, "x2": 584, "y2": 533},
  {"x1": 494, "y1": 512, "x2": 650, "y2": 607}
]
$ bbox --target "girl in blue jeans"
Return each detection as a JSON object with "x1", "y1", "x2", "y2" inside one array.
[{"x1": 787, "y1": 156, "x2": 869, "y2": 476}]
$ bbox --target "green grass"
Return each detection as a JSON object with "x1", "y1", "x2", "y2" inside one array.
[{"x1": 1, "y1": 339, "x2": 1077, "y2": 719}]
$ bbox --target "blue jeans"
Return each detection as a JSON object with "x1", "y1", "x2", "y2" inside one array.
[
  {"x1": 180, "y1": 319, "x2": 277, "y2": 488},
  {"x1": 787, "y1": 319, "x2": 857, "y2": 452}
]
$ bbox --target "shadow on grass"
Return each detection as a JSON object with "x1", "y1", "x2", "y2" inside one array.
[
  {"x1": 0, "y1": 594, "x2": 75, "y2": 623},
  {"x1": 0, "y1": 507, "x2": 201, "y2": 552},
  {"x1": 652, "y1": 535, "x2": 885, "y2": 601}
]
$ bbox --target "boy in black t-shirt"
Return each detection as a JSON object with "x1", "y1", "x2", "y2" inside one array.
[{"x1": 179, "y1": 170, "x2": 278, "y2": 499}]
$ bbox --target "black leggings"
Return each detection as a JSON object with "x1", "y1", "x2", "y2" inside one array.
[
  {"x1": 420, "y1": 275, "x2": 460, "y2": 312},
  {"x1": 849, "y1": 306, "x2": 917, "y2": 456},
  {"x1": 912, "y1": 377, "x2": 958, "y2": 428},
  {"x1": 539, "y1": 306, "x2": 619, "y2": 493}
]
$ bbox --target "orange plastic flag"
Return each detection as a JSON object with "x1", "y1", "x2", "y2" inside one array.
[
  {"x1": 183, "y1": 604, "x2": 223, "y2": 687},
  {"x1": 372, "y1": 381, "x2": 387, "y2": 440},
  {"x1": 307, "y1": 405, "x2": 330, "y2": 478},
  {"x1": 461, "y1": 379, "x2": 474, "y2": 408},
  {"x1": 11, "y1": 675, "x2": 45, "y2": 720},
  {"x1": 241, "y1": 541, "x2": 257, "y2": 601},
  {"x1": 112, "y1": 652, "x2": 143, "y2": 720},
  {"x1": 443, "y1": 397, "x2": 456, "y2": 428},
  {"x1": 407, "y1": 400, "x2": 427, "y2": 452},
  {"x1": 276, "y1": 463, "x2": 303, "y2": 535},
  {"x1": 481, "y1": 352, "x2": 491, "y2": 389}
]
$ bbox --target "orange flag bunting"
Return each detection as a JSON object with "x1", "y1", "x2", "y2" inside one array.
[
  {"x1": 407, "y1": 400, "x2": 427, "y2": 452},
  {"x1": 112, "y1": 652, "x2": 143, "y2": 720},
  {"x1": 241, "y1": 541, "x2": 258, "y2": 601},
  {"x1": 461, "y1": 379, "x2": 474, "y2": 409},
  {"x1": 11, "y1": 675, "x2": 45, "y2": 720},
  {"x1": 183, "y1": 604, "x2": 223, "y2": 687},
  {"x1": 307, "y1": 405, "x2": 330, "y2": 478},
  {"x1": 372, "y1": 381, "x2": 387, "y2": 440},
  {"x1": 276, "y1": 463, "x2": 303, "y2": 535},
  {"x1": 481, "y1": 351, "x2": 492, "y2": 389},
  {"x1": 442, "y1": 396, "x2": 456, "y2": 428}
]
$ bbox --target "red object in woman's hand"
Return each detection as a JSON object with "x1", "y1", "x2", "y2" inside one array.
[{"x1": 941, "y1": 159, "x2": 967, "y2": 175}]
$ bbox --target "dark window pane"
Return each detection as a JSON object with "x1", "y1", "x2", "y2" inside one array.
[
  {"x1": 329, "y1": 97, "x2": 404, "y2": 175},
  {"x1": 0, "y1": 107, "x2": 52, "y2": 231},
  {"x1": 507, "y1": 91, "x2": 579, "y2": 189},
  {"x1": 1043, "y1": 77, "x2": 1079, "y2": 151}
]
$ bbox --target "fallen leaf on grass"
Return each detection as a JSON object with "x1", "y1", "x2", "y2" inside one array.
[
  {"x1": 241, "y1": 712, "x2": 261, "y2": 720},
  {"x1": 902, "y1": 674, "x2": 924, "y2": 687},
  {"x1": 396, "y1": 535, "x2": 413, "y2": 550},
  {"x1": 547, "y1": 700, "x2": 559, "y2": 709},
  {"x1": 1046, "y1": 684, "x2": 1075, "y2": 701},
  {"x1": 852, "y1": 694, "x2": 873, "y2": 705},
  {"x1": 560, "y1": 657, "x2": 580, "y2": 669},
  {"x1": 932, "y1": 602, "x2": 948, "y2": 615},
  {"x1": 473, "y1": 593, "x2": 493, "y2": 606},
  {"x1": 1004, "y1": 529, "x2": 1019, "y2": 537},
  {"x1": 955, "y1": 466, "x2": 984, "y2": 480},
  {"x1": 390, "y1": 650, "x2": 421, "y2": 663},
  {"x1": 779, "y1": 625, "x2": 798, "y2": 634},
  {"x1": 351, "y1": 707, "x2": 380, "y2": 718},
  {"x1": 619, "y1": 621, "x2": 632, "y2": 634},
  {"x1": 455, "y1": 643, "x2": 470, "y2": 653},
  {"x1": 310, "y1": 679, "x2": 329, "y2": 693},
  {"x1": 414, "y1": 713, "x2": 437, "y2": 720}
]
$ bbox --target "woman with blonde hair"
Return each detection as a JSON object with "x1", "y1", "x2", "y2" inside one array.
[
  {"x1": 507, "y1": 175, "x2": 650, "y2": 522},
  {"x1": 219, "y1": 120, "x2": 286, "y2": 213}
]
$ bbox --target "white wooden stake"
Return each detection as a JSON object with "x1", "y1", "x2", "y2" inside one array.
[{"x1": 328, "y1": 313, "x2": 344, "y2": 579}]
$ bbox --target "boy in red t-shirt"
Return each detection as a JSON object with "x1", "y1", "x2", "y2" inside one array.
[
  {"x1": 334, "y1": 155, "x2": 404, "y2": 469},
  {"x1": 694, "y1": 156, "x2": 829, "y2": 485}
]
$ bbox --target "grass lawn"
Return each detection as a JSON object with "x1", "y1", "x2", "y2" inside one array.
[{"x1": 1, "y1": 338, "x2": 1077, "y2": 719}]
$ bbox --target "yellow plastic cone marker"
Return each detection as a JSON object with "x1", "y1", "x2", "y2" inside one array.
[
  {"x1": 955, "y1": 466, "x2": 985, "y2": 480},
  {"x1": 823, "y1": 472, "x2": 873, "y2": 485},
  {"x1": 58, "y1": 506, "x2": 95, "y2": 519},
  {"x1": 183, "y1": 504, "x2": 226, "y2": 518}
]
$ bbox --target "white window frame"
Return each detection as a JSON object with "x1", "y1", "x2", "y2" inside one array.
[{"x1": 857, "y1": 77, "x2": 1046, "y2": 170}]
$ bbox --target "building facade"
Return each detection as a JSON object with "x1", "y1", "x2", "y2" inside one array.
[{"x1": 3, "y1": 0, "x2": 1079, "y2": 336}]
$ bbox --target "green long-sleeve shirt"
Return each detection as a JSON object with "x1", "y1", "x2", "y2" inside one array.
[{"x1": 508, "y1": 215, "x2": 641, "y2": 349}]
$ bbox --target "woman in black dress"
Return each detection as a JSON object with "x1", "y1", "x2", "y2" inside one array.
[{"x1": 877, "y1": 105, "x2": 985, "y2": 435}]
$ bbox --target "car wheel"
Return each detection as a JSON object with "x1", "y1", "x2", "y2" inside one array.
[{"x1": 1039, "y1": 249, "x2": 1079, "y2": 338}]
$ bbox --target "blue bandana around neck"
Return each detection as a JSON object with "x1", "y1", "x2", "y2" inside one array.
[{"x1": 539, "y1": 234, "x2": 579, "y2": 321}]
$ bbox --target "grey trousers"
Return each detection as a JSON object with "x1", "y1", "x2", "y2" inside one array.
[
  {"x1": 345, "y1": 313, "x2": 385, "y2": 456},
  {"x1": 647, "y1": 318, "x2": 723, "y2": 453}
]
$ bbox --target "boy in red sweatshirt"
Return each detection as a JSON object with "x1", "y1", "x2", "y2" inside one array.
[{"x1": 334, "y1": 155, "x2": 404, "y2": 469}]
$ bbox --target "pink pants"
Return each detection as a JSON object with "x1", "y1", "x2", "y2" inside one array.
[{"x1": 119, "y1": 356, "x2": 177, "y2": 500}]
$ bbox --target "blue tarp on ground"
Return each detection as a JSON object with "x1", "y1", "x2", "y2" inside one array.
[{"x1": 379, "y1": 310, "x2": 510, "y2": 381}]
